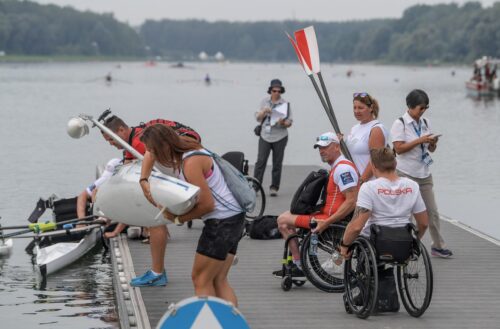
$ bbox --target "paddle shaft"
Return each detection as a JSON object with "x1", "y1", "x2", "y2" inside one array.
[
  {"x1": 317, "y1": 72, "x2": 353, "y2": 161},
  {"x1": 307, "y1": 75, "x2": 353, "y2": 162},
  {"x1": 0, "y1": 215, "x2": 95, "y2": 231}
]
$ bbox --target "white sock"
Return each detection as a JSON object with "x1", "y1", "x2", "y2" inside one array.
[
  {"x1": 293, "y1": 260, "x2": 302, "y2": 269},
  {"x1": 151, "y1": 270, "x2": 162, "y2": 276}
]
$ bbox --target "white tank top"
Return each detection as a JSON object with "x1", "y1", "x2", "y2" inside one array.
[
  {"x1": 346, "y1": 120, "x2": 388, "y2": 179},
  {"x1": 179, "y1": 149, "x2": 241, "y2": 221}
]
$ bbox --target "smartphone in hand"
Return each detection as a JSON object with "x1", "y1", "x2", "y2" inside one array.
[{"x1": 430, "y1": 134, "x2": 442, "y2": 139}]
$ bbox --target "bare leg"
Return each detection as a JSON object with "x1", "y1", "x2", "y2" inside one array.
[
  {"x1": 277, "y1": 211, "x2": 300, "y2": 260},
  {"x1": 214, "y1": 254, "x2": 238, "y2": 306},
  {"x1": 149, "y1": 225, "x2": 168, "y2": 273},
  {"x1": 191, "y1": 253, "x2": 225, "y2": 299}
]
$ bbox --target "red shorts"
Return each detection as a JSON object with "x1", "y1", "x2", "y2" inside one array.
[{"x1": 295, "y1": 213, "x2": 330, "y2": 229}]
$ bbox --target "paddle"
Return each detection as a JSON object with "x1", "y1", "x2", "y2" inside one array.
[
  {"x1": 0, "y1": 215, "x2": 97, "y2": 239},
  {"x1": 287, "y1": 26, "x2": 353, "y2": 162}
]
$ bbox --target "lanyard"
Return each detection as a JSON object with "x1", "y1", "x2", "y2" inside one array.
[{"x1": 411, "y1": 121, "x2": 426, "y2": 156}]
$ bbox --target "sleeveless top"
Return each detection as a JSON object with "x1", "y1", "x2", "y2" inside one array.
[
  {"x1": 179, "y1": 149, "x2": 241, "y2": 221},
  {"x1": 346, "y1": 120, "x2": 389, "y2": 179},
  {"x1": 321, "y1": 160, "x2": 358, "y2": 216}
]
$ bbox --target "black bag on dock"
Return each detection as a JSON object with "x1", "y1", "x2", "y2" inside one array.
[{"x1": 247, "y1": 216, "x2": 281, "y2": 240}]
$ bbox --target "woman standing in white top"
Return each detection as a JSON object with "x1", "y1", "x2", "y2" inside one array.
[
  {"x1": 390, "y1": 89, "x2": 452, "y2": 259},
  {"x1": 139, "y1": 124, "x2": 245, "y2": 306},
  {"x1": 346, "y1": 92, "x2": 389, "y2": 184}
]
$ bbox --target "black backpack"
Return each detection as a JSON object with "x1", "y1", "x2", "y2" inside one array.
[
  {"x1": 290, "y1": 169, "x2": 329, "y2": 215},
  {"x1": 247, "y1": 215, "x2": 282, "y2": 240}
]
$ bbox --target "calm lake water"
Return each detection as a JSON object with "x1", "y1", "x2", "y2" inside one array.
[{"x1": 1, "y1": 61, "x2": 499, "y2": 327}]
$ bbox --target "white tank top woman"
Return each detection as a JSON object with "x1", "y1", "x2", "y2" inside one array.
[
  {"x1": 346, "y1": 120, "x2": 389, "y2": 180},
  {"x1": 179, "y1": 149, "x2": 242, "y2": 221}
]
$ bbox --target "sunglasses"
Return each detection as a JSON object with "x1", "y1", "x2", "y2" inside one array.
[
  {"x1": 316, "y1": 135, "x2": 333, "y2": 142},
  {"x1": 271, "y1": 89, "x2": 282, "y2": 93},
  {"x1": 353, "y1": 92, "x2": 369, "y2": 98},
  {"x1": 420, "y1": 105, "x2": 429, "y2": 110}
]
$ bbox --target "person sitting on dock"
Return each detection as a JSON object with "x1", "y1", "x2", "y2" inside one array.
[
  {"x1": 76, "y1": 158, "x2": 129, "y2": 239},
  {"x1": 140, "y1": 124, "x2": 246, "y2": 306},
  {"x1": 273, "y1": 132, "x2": 359, "y2": 278}
]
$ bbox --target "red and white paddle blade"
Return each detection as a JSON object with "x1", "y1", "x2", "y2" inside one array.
[
  {"x1": 294, "y1": 26, "x2": 321, "y2": 74},
  {"x1": 286, "y1": 32, "x2": 312, "y2": 75}
]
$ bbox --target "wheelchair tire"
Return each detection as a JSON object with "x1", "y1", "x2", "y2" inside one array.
[
  {"x1": 244, "y1": 176, "x2": 265, "y2": 220},
  {"x1": 300, "y1": 225, "x2": 345, "y2": 293},
  {"x1": 344, "y1": 237, "x2": 378, "y2": 319},
  {"x1": 281, "y1": 277, "x2": 293, "y2": 291},
  {"x1": 397, "y1": 239, "x2": 433, "y2": 317}
]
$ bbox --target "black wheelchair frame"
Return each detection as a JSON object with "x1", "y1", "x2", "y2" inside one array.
[
  {"x1": 343, "y1": 226, "x2": 433, "y2": 319},
  {"x1": 279, "y1": 222, "x2": 348, "y2": 292}
]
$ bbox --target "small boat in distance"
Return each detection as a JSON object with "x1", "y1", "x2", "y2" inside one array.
[{"x1": 466, "y1": 56, "x2": 500, "y2": 97}]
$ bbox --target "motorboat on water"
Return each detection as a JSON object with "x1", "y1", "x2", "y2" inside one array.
[{"x1": 466, "y1": 56, "x2": 500, "y2": 97}]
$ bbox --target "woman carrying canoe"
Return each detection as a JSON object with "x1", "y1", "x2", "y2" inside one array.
[{"x1": 139, "y1": 124, "x2": 245, "y2": 306}]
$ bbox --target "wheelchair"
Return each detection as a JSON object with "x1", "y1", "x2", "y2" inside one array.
[
  {"x1": 279, "y1": 221, "x2": 348, "y2": 293},
  {"x1": 187, "y1": 151, "x2": 266, "y2": 228},
  {"x1": 343, "y1": 224, "x2": 433, "y2": 319}
]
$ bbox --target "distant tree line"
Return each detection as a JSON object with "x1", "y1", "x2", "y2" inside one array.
[
  {"x1": 1, "y1": 0, "x2": 499, "y2": 62},
  {"x1": 0, "y1": 0, "x2": 144, "y2": 56}
]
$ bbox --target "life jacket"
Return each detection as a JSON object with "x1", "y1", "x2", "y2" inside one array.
[
  {"x1": 320, "y1": 160, "x2": 358, "y2": 216},
  {"x1": 139, "y1": 119, "x2": 201, "y2": 142}
]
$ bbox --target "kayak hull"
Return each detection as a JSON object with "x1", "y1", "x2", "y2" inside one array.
[{"x1": 93, "y1": 162, "x2": 200, "y2": 227}]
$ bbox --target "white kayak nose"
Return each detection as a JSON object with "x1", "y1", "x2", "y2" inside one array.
[{"x1": 93, "y1": 162, "x2": 200, "y2": 227}]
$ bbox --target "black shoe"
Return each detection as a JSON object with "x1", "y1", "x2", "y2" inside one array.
[{"x1": 273, "y1": 264, "x2": 305, "y2": 279}]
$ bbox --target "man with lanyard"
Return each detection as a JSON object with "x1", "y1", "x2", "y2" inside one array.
[
  {"x1": 272, "y1": 132, "x2": 358, "y2": 278},
  {"x1": 101, "y1": 115, "x2": 200, "y2": 286}
]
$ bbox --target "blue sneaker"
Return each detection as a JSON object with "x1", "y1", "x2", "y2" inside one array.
[
  {"x1": 431, "y1": 247, "x2": 453, "y2": 258},
  {"x1": 130, "y1": 270, "x2": 168, "y2": 287}
]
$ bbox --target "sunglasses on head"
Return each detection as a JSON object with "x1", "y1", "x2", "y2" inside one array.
[
  {"x1": 271, "y1": 89, "x2": 282, "y2": 93},
  {"x1": 353, "y1": 92, "x2": 369, "y2": 98},
  {"x1": 316, "y1": 136, "x2": 332, "y2": 141}
]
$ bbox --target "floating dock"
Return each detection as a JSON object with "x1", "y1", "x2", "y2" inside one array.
[{"x1": 110, "y1": 165, "x2": 500, "y2": 329}]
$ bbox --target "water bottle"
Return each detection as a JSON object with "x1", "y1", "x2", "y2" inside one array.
[{"x1": 309, "y1": 220, "x2": 318, "y2": 256}]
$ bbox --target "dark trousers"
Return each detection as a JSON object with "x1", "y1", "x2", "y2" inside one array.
[{"x1": 254, "y1": 136, "x2": 288, "y2": 190}]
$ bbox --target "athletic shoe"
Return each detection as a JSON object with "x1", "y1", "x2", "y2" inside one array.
[
  {"x1": 431, "y1": 247, "x2": 453, "y2": 258},
  {"x1": 322, "y1": 258, "x2": 344, "y2": 276},
  {"x1": 272, "y1": 264, "x2": 305, "y2": 279},
  {"x1": 270, "y1": 187, "x2": 278, "y2": 197},
  {"x1": 130, "y1": 270, "x2": 168, "y2": 287}
]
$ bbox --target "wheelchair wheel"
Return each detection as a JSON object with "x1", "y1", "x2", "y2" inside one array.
[
  {"x1": 300, "y1": 224, "x2": 345, "y2": 292},
  {"x1": 344, "y1": 237, "x2": 378, "y2": 319},
  {"x1": 244, "y1": 176, "x2": 265, "y2": 220},
  {"x1": 397, "y1": 239, "x2": 433, "y2": 317},
  {"x1": 281, "y1": 277, "x2": 293, "y2": 291}
]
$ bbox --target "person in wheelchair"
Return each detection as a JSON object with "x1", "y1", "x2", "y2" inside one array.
[
  {"x1": 273, "y1": 132, "x2": 359, "y2": 278},
  {"x1": 339, "y1": 147, "x2": 428, "y2": 257}
]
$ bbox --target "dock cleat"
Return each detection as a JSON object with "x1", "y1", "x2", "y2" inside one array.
[{"x1": 130, "y1": 269, "x2": 168, "y2": 287}]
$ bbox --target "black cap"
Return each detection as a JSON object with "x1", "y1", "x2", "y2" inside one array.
[{"x1": 267, "y1": 79, "x2": 285, "y2": 94}]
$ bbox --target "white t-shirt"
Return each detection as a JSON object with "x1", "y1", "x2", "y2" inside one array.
[
  {"x1": 332, "y1": 156, "x2": 359, "y2": 191},
  {"x1": 357, "y1": 177, "x2": 426, "y2": 237},
  {"x1": 390, "y1": 112, "x2": 433, "y2": 179},
  {"x1": 346, "y1": 120, "x2": 388, "y2": 179}
]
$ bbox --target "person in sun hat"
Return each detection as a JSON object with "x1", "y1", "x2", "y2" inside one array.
[
  {"x1": 272, "y1": 132, "x2": 358, "y2": 278},
  {"x1": 254, "y1": 79, "x2": 293, "y2": 197}
]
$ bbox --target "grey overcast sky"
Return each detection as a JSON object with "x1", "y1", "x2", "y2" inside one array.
[{"x1": 32, "y1": 0, "x2": 497, "y2": 25}]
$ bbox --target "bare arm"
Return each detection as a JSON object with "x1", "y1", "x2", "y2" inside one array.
[
  {"x1": 341, "y1": 206, "x2": 371, "y2": 246},
  {"x1": 315, "y1": 187, "x2": 358, "y2": 233},
  {"x1": 76, "y1": 190, "x2": 89, "y2": 219},
  {"x1": 104, "y1": 223, "x2": 127, "y2": 239},
  {"x1": 139, "y1": 151, "x2": 157, "y2": 206},
  {"x1": 256, "y1": 107, "x2": 271, "y2": 122},
  {"x1": 393, "y1": 134, "x2": 436, "y2": 155},
  {"x1": 413, "y1": 210, "x2": 429, "y2": 239}
]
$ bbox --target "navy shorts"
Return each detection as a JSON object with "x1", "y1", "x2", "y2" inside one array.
[{"x1": 196, "y1": 212, "x2": 245, "y2": 261}]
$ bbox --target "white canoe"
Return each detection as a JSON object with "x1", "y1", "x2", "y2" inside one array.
[
  {"x1": 35, "y1": 225, "x2": 102, "y2": 276},
  {"x1": 0, "y1": 238, "x2": 13, "y2": 256},
  {"x1": 93, "y1": 162, "x2": 200, "y2": 227}
]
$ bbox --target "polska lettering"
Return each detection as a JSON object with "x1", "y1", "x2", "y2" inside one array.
[{"x1": 377, "y1": 188, "x2": 413, "y2": 195}]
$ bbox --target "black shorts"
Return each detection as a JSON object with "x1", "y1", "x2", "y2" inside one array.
[{"x1": 196, "y1": 212, "x2": 246, "y2": 261}]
